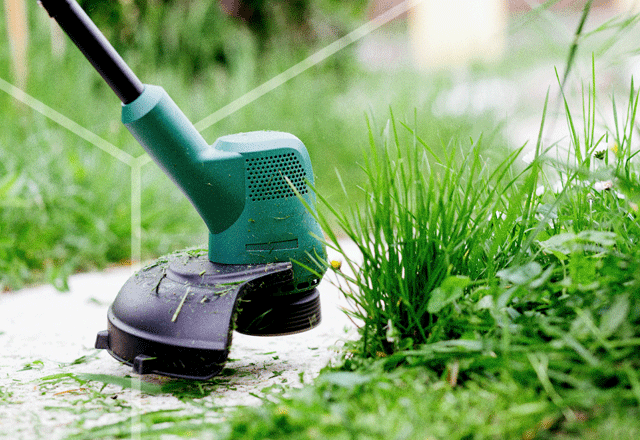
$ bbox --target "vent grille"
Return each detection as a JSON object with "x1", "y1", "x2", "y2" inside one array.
[{"x1": 246, "y1": 153, "x2": 308, "y2": 202}]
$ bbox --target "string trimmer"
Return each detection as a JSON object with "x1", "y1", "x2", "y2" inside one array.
[{"x1": 39, "y1": 0, "x2": 326, "y2": 380}]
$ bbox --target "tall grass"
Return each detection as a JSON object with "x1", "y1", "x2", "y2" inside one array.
[
  {"x1": 311, "y1": 107, "x2": 543, "y2": 356},
  {"x1": 313, "y1": 48, "x2": 640, "y2": 356},
  {"x1": 301, "y1": 58, "x2": 640, "y2": 436}
]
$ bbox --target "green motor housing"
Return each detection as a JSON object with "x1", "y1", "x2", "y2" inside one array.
[
  {"x1": 209, "y1": 132, "x2": 325, "y2": 293},
  {"x1": 122, "y1": 85, "x2": 326, "y2": 293}
]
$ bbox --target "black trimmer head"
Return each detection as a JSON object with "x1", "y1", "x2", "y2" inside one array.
[
  {"x1": 40, "y1": 0, "x2": 326, "y2": 379},
  {"x1": 95, "y1": 251, "x2": 320, "y2": 380}
]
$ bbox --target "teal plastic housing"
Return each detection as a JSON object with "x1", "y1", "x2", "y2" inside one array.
[
  {"x1": 122, "y1": 85, "x2": 326, "y2": 292},
  {"x1": 209, "y1": 132, "x2": 325, "y2": 293}
]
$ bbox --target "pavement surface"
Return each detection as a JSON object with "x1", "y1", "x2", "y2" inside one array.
[{"x1": 0, "y1": 246, "x2": 357, "y2": 440}]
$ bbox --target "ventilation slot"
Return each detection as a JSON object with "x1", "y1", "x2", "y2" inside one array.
[{"x1": 246, "y1": 153, "x2": 308, "y2": 202}]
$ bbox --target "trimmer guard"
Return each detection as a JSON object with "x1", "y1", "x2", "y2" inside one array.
[{"x1": 95, "y1": 251, "x2": 321, "y2": 380}]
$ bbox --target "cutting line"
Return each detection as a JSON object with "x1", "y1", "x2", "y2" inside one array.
[
  {"x1": 194, "y1": 0, "x2": 423, "y2": 132},
  {"x1": 0, "y1": 76, "x2": 135, "y2": 166}
]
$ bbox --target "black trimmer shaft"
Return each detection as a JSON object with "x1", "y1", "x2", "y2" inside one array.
[{"x1": 39, "y1": 0, "x2": 143, "y2": 104}]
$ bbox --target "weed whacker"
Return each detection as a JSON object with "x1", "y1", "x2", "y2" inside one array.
[{"x1": 39, "y1": 0, "x2": 326, "y2": 380}]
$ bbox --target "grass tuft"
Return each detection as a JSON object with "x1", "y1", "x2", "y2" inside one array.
[{"x1": 312, "y1": 108, "x2": 545, "y2": 357}]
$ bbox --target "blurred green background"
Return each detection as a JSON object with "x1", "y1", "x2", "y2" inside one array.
[{"x1": 1, "y1": 0, "x2": 634, "y2": 290}]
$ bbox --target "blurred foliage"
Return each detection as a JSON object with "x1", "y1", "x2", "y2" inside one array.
[{"x1": 76, "y1": 0, "x2": 369, "y2": 79}]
